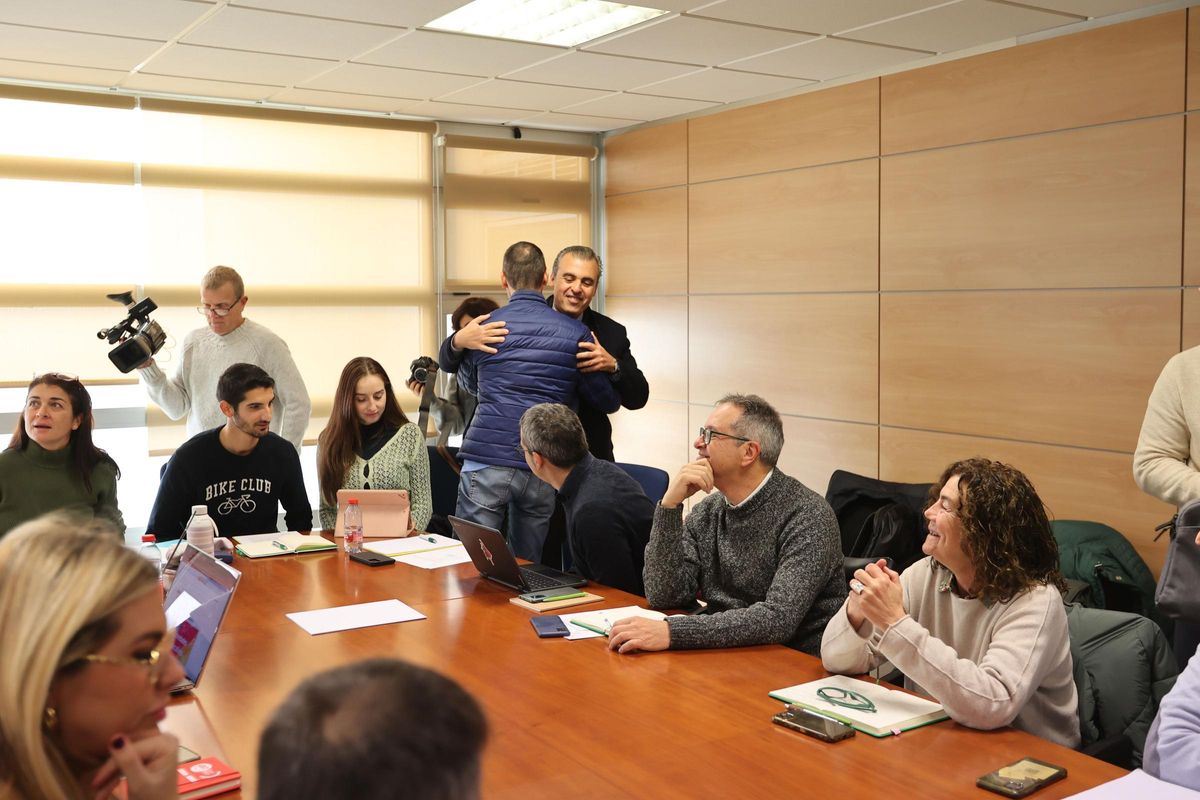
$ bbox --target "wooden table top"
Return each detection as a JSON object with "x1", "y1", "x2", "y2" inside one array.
[{"x1": 165, "y1": 546, "x2": 1126, "y2": 799}]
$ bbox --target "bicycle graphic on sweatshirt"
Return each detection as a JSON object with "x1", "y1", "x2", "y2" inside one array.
[{"x1": 217, "y1": 493, "x2": 257, "y2": 515}]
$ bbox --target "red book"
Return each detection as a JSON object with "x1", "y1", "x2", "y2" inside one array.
[{"x1": 176, "y1": 757, "x2": 241, "y2": 799}]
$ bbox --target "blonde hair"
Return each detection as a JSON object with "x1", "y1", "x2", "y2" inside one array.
[
  {"x1": 201, "y1": 265, "x2": 244, "y2": 299},
  {"x1": 0, "y1": 514, "x2": 158, "y2": 799}
]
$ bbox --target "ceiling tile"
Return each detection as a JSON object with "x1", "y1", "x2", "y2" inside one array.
[
  {"x1": 438, "y1": 79, "x2": 610, "y2": 110},
  {"x1": 503, "y1": 51, "x2": 698, "y2": 91},
  {"x1": 728, "y1": 36, "x2": 928, "y2": 80},
  {"x1": 140, "y1": 43, "x2": 333, "y2": 85},
  {"x1": 302, "y1": 62, "x2": 483, "y2": 98},
  {"x1": 691, "y1": 0, "x2": 947, "y2": 36},
  {"x1": 560, "y1": 92, "x2": 718, "y2": 121},
  {"x1": 358, "y1": 30, "x2": 563, "y2": 76},
  {"x1": 1017, "y1": 0, "x2": 1163, "y2": 16},
  {"x1": 511, "y1": 110, "x2": 640, "y2": 132},
  {"x1": 183, "y1": 6, "x2": 401, "y2": 60},
  {"x1": 0, "y1": 58, "x2": 126, "y2": 88},
  {"x1": 232, "y1": 0, "x2": 463, "y2": 27},
  {"x1": 633, "y1": 67, "x2": 812, "y2": 103},
  {"x1": 0, "y1": 0, "x2": 214, "y2": 41},
  {"x1": 584, "y1": 15, "x2": 812, "y2": 67},
  {"x1": 848, "y1": 0, "x2": 1079, "y2": 54},
  {"x1": 123, "y1": 72, "x2": 282, "y2": 100},
  {"x1": 0, "y1": 25, "x2": 164, "y2": 71},
  {"x1": 392, "y1": 99, "x2": 529, "y2": 124},
  {"x1": 268, "y1": 86, "x2": 413, "y2": 111}
]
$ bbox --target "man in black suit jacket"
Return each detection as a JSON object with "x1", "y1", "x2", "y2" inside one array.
[{"x1": 548, "y1": 245, "x2": 649, "y2": 461}]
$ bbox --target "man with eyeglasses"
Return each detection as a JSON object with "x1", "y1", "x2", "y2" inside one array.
[
  {"x1": 136, "y1": 265, "x2": 311, "y2": 453},
  {"x1": 607, "y1": 394, "x2": 845, "y2": 656}
]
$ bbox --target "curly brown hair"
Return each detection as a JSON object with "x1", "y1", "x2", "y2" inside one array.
[{"x1": 930, "y1": 457, "x2": 1066, "y2": 604}]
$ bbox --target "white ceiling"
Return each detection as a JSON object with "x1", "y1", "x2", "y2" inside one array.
[{"x1": 0, "y1": 0, "x2": 1180, "y2": 134}]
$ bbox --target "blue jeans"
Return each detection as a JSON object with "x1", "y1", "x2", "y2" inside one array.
[{"x1": 456, "y1": 466, "x2": 555, "y2": 562}]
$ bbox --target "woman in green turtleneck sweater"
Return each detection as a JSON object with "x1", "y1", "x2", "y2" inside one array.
[{"x1": 0, "y1": 374, "x2": 124, "y2": 538}]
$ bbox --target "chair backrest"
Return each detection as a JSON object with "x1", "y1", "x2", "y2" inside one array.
[
  {"x1": 615, "y1": 462, "x2": 670, "y2": 505},
  {"x1": 426, "y1": 444, "x2": 461, "y2": 518},
  {"x1": 1066, "y1": 603, "x2": 1179, "y2": 768}
]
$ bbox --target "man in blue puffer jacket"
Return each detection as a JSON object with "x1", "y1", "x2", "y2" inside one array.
[{"x1": 438, "y1": 241, "x2": 621, "y2": 561}]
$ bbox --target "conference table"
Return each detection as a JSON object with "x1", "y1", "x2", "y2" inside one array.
[{"x1": 166, "y1": 541, "x2": 1127, "y2": 799}]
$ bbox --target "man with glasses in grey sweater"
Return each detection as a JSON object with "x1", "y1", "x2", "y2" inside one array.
[{"x1": 608, "y1": 393, "x2": 845, "y2": 656}]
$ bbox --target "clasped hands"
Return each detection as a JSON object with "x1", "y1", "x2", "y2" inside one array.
[
  {"x1": 452, "y1": 315, "x2": 616, "y2": 373},
  {"x1": 846, "y1": 559, "x2": 906, "y2": 631}
]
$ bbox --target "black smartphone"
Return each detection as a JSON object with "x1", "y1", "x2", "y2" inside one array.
[
  {"x1": 772, "y1": 705, "x2": 856, "y2": 742},
  {"x1": 530, "y1": 615, "x2": 571, "y2": 638},
  {"x1": 349, "y1": 550, "x2": 395, "y2": 567},
  {"x1": 519, "y1": 587, "x2": 585, "y2": 603},
  {"x1": 977, "y1": 758, "x2": 1067, "y2": 797}
]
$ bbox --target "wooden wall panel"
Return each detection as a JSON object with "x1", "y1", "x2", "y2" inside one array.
[
  {"x1": 605, "y1": 187, "x2": 687, "y2": 295},
  {"x1": 688, "y1": 80, "x2": 878, "y2": 184},
  {"x1": 689, "y1": 405, "x2": 877, "y2": 498},
  {"x1": 882, "y1": 11, "x2": 1185, "y2": 154},
  {"x1": 1184, "y1": 288, "x2": 1200, "y2": 350},
  {"x1": 605, "y1": 121, "x2": 687, "y2": 196},
  {"x1": 605, "y1": 296, "x2": 687, "y2": 403},
  {"x1": 880, "y1": 290, "x2": 1179, "y2": 452},
  {"x1": 880, "y1": 427, "x2": 1173, "y2": 576},
  {"x1": 689, "y1": 294, "x2": 878, "y2": 424},
  {"x1": 610, "y1": 400, "x2": 690, "y2": 476},
  {"x1": 1189, "y1": 8, "x2": 1200, "y2": 111},
  {"x1": 690, "y1": 159, "x2": 878, "y2": 294},
  {"x1": 1186, "y1": 114, "x2": 1200, "y2": 284},
  {"x1": 881, "y1": 117, "x2": 1183, "y2": 290}
]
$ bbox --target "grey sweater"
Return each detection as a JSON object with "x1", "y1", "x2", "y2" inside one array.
[{"x1": 644, "y1": 469, "x2": 846, "y2": 654}]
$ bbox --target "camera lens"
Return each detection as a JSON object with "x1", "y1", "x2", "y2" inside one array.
[{"x1": 413, "y1": 367, "x2": 428, "y2": 383}]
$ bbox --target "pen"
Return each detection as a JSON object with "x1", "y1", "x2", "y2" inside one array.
[
  {"x1": 537, "y1": 592, "x2": 585, "y2": 602},
  {"x1": 569, "y1": 620, "x2": 609, "y2": 637},
  {"x1": 425, "y1": 536, "x2": 438, "y2": 543},
  {"x1": 271, "y1": 540, "x2": 289, "y2": 551}
]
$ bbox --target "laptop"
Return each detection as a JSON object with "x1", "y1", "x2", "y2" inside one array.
[
  {"x1": 163, "y1": 544, "x2": 241, "y2": 693},
  {"x1": 449, "y1": 515, "x2": 587, "y2": 592},
  {"x1": 334, "y1": 489, "x2": 410, "y2": 537}
]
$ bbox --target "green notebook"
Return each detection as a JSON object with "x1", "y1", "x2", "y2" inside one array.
[
  {"x1": 234, "y1": 532, "x2": 337, "y2": 559},
  {"x1": 769, "y1": 674, "x2": 949, "y2": 738}
]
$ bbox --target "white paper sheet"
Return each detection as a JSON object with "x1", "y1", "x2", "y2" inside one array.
[
  {"x1": 558, "y1": 605, "x2": 667, "y2": 640},
  {"x1": 285, "y1": 599, "x2": 426, "y2": 635},
  {"x1": 365, "y1": 534, "x2": 461, "y2": 557},
  {"x1": 1064, "y1": 770, "x2": 1200, "y2": 798},
  {"x1": 165, "y1": 591, "x2": 202, "y2": 628},
  {"x1": 395, "y1": 547, "x2": 472, "y2": 569}
]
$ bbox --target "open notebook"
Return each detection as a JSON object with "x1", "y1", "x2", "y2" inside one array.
[
  {"x1": 233, "y1": 532, "x2": 337, "y2": 558},
  {"x1": 769, "y1": 674, "x2": 948, "y2": 738}
]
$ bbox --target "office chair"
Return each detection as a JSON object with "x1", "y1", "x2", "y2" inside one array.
[{"x1": 615, "y1": 462, "x2": 669, "y2": 505}]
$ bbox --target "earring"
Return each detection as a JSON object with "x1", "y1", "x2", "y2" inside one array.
[{"x1": 43, "y1": 706, "x2": 58, "y2": 731}]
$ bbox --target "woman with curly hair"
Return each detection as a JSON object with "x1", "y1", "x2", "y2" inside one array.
[{"x1": 820, "y1": 457, "x2": 1079, "y2": 747}]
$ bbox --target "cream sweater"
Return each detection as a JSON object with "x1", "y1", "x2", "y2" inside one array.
[
  {"x1": 318, "y1": 423, "x2": 432, "y2": 532},
  {"x1": 821, "y1": 557, "x2": 1080, "y2": 747},
  {"x1": 1134, "y1": 346, "x2": 1200, "y2": 507}
]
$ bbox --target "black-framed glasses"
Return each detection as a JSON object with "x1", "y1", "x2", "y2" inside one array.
[{"x1": 697, "y1": 426, "x2": 751, "y2": 447}]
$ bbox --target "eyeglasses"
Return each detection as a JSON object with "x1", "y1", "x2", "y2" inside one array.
[
  {"x1": 514, "y1": 445, "x2": 533, "y2": 458},
  {"x1": 697, "y1": 426, "x2": 751, "y2": 447},
  {"x1": 77, "y1": 630, "x2": 174, "y2": 685},
  {"x1": 196, "y1": 301, "x2": 240, "y2": 317}
]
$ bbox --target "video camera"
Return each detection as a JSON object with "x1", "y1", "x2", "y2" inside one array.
[{"x1": 96, "y1": 291, "x2": 167, "y2": 373}]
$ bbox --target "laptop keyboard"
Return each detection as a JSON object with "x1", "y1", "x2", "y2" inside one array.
[{"x1": 519, "y1": 568, "x2": 569, "y2": 591}]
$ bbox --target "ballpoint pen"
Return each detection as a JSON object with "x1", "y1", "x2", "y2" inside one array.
[
  {"x1": 569, "y1": 620, "x2": 609, "y2": 636},
  {"x1": 271, "y1": 540, "x2": 289, "y2": 551}
]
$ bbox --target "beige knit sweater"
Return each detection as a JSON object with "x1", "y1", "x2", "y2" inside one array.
[{"x1": 1134, "y1": 346, "x2": 1200, "y2": 507}]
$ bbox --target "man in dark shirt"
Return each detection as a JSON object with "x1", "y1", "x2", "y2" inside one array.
[
  {"x1": 147, "y1": 362, "x2": 312, "y2": 540},
  {"x1": 519, "y1": 403, "x2": 652, "y2": 595},
  {"x1": 549, "y1": 246, "x2": 649, "y2": 461}
]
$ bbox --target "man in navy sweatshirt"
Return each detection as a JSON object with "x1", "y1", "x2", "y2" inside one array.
[
  {"x1": 147, "y1": 362, "x2": 312, "y2": 540},
  {"x1": 438, "y1": 242, "x2": 619, "y2": 562}
]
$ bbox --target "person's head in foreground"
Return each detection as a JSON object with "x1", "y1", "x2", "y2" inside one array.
[
  {"x1": 924, "y1": 457, "x2": 1066, "y2": 602},
  {"x1": 258, "y1": 658, "x2": 489, "y2": 800},
  {"x1": 0, "y1": 514, "x2": 185, "y2": 799}
]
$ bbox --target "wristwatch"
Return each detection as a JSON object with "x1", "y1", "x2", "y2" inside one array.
[{"x1": 609, "y1": 365, "x2": 622, "y2": 382}]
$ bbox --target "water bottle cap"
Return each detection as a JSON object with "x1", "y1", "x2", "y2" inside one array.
[
  {"x1": 348, "y1": 498, "x2": 359, "y2": 505},
  {"x1": 141, "y1": 534, "x2": 156, "y2": 543},
  {"x1": 191, "y1": 504, "x2": 208, "y2": 514}
]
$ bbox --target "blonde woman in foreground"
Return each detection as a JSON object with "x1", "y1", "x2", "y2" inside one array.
[{"x1": 0, "y1": 514, "x2": 185, "y2": 799}]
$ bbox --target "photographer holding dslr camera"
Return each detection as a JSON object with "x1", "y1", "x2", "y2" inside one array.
[{"x1": 408, "y1": 297, "x2": 497, "y2": 446}]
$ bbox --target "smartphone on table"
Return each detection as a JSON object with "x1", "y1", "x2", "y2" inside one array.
[
  {"x1": 772, "y1": 705, "x2": 856, "y2": 742},
  {"x1": 977, "y1": 758, "x2": 1066, "y2": 797},
  {"x1": 349, "y1": 550, "x2": 395, "y2": 567},
  {"x1": 530, "y1": 615, "x2": 571, "y2": 638}
]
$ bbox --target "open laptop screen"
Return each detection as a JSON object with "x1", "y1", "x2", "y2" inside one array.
[{"x1": 163, "y1": 545, "x2": 241, "y2": 692}]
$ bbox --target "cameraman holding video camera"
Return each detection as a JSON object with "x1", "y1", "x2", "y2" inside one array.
[
  {"x1": 407, "y1": 297, "x2": 498, "y2": 446},
  {"x1": 134, "y1": 266, "x2": 310, "y2": 454}
]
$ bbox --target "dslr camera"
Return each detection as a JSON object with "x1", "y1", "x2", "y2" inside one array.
[
  {"x1": 409, "y1": 356, "x2": 438, "y2": 385},
  {"x1": 96, "y1": 291, "x2": 167, "y2": 373}
]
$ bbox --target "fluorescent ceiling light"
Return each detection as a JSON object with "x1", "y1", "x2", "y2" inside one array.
[{"x1": 426, "y1": 0, "x2": 668, "y2": 48}]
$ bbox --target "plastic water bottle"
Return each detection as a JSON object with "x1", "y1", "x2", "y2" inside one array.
[
  {"x1": 343, "y1": 498, "x2": 363, "y2": 553},
  {"x1": 139, "y1": 534, "x2": 163, "y2": 600},
  {"x1": 185, "y1": 504, "x2": 217, "y2": 556}
]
